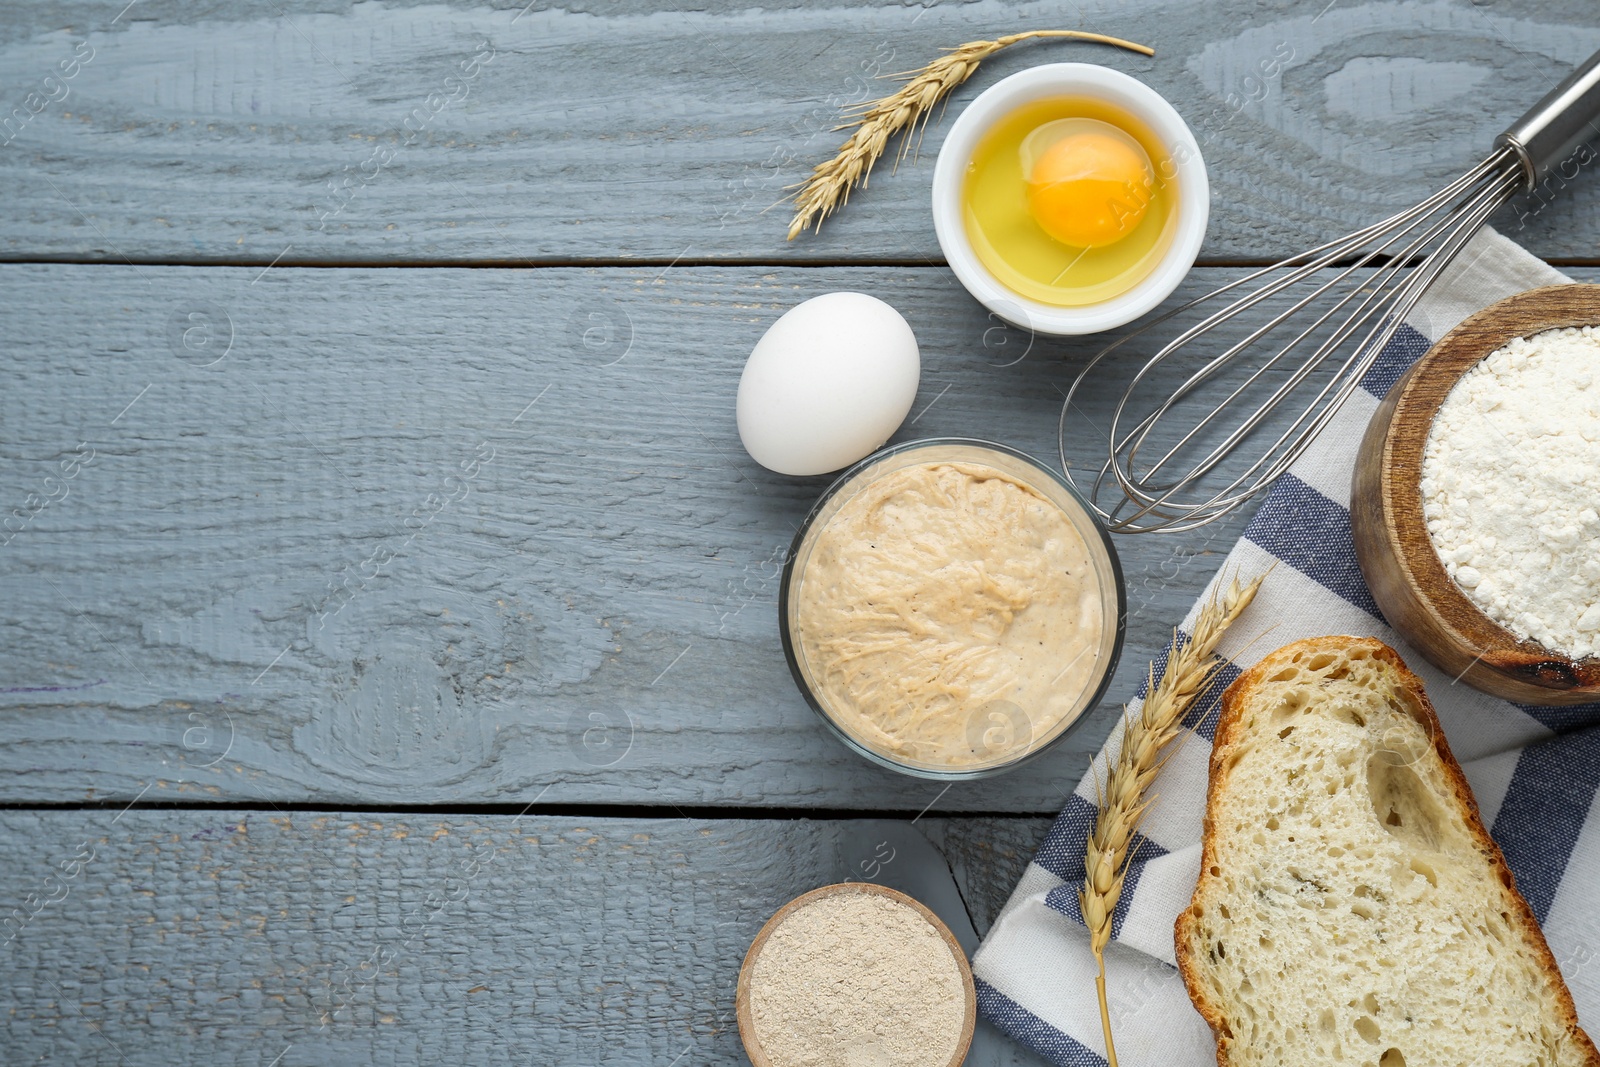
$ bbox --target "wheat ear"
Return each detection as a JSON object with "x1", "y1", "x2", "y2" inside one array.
[
  {"x1": 1079, "y1": 572, "x2": 1263, "y2": 1067},
  {"x1": 785, "y1": 30, "x2": 1154, "y2": 240}
]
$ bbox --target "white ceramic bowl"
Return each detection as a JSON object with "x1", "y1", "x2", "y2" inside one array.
[{"x1": 932, "y1": 63, "x2": 1209, "y2": 336}]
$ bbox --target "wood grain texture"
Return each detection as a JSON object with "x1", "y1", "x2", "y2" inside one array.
[
  {"x1": 1, "y1": 0, "x2": 1598, "y2": 264},
  {"x1": 0, "y1": 809, "x2": 1052, "y2": 1065},
  {"x1": 7, "y1": 3, "x2": 1594, "y2": 1056},
  {"x1": 0, "y1": 262, "x2": 1273, "y2": 809},
  {"x1": 1352, "y1": 282, "x2": 1600, "y2": 703}
]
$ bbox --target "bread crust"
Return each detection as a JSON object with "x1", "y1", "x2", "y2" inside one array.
[{"x1": 1174, "y1": 635, "x2": 1600, "y2": 1067}]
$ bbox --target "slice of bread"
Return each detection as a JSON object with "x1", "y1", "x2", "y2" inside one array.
[{"x1": 1175, "y1": 636, "x2": 1597, "y2": 1067}]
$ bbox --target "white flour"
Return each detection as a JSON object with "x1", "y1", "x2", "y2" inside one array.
[{"x1": 1421, "y1": 325, "x2": 1600, "y2": 661}]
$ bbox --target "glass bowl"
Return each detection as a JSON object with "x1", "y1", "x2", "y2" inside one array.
[{"x1": 779, "y1": 438, "x2": 1126, "y2": 779}]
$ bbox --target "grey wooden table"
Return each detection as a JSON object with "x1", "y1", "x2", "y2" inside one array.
[{"x1": 2, "y1": 1, "x2": 1596, "y2": 1063}]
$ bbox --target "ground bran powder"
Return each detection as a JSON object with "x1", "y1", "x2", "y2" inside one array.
[{"x1": 748, "y1": 891, "x2": 966, "y2": 1067}]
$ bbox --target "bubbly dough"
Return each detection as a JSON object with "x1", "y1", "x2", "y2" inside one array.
[{"x1": 794, "y1": 461, "x2": 1105, "y2": 768}]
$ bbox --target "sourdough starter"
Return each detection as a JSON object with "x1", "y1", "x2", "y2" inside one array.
[{"x1": 793, "y1": 460, "x2": 1105, "y2": 769}]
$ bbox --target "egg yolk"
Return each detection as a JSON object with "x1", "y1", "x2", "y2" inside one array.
[{"x1": 1026, "y1": 130, "x2": 1152, "y2": 249}]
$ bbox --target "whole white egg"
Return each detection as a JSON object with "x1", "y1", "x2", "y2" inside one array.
[{"x1": 736, "y1": 292, "x2": 921, "y2": 476}]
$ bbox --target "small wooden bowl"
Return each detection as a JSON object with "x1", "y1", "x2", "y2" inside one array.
[
  {"x1": 735, "y1": 882, "x2": 977, "y2": 1067},
  {"x1": 1352, "y1": 283, "x2": 1600, "y2": 705}
]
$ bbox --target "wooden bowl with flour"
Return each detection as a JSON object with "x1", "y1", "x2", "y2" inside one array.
[
  {"x1": 1352, "y1": 283, "x2": 1600, "y2": 705},
  {"x1": 735, "y1": 882, "x2": 976, "y2": 1067}
]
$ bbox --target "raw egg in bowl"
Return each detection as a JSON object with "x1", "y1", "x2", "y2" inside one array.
[{"x1": 932, "y1": 64, "x2": 1208, "y2": 336}]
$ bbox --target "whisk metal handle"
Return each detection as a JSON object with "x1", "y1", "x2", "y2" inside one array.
[{"x1": 1497, "y1": 46, "x2": 1600, "y2": 189}]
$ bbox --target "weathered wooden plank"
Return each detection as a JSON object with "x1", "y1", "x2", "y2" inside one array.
[
  {"x1": 1, "y1": 0, "x2": 1596, "y2": 264},
  {"x1": 0, "y1": 809, "x2": 1053, "y2": 1065},
  {"x1": 0, "y1": 262, "x2": 1283, "y2": 809}
]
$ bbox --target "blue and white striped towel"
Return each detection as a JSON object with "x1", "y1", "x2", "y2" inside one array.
[{"x1": 973, "y1": 227, "x2": 1600, "y2": 1066}]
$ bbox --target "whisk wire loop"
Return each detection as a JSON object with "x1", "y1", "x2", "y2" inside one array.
[{"x1": 1059, "y1": 145, "x2": 1525, "y2": 534}]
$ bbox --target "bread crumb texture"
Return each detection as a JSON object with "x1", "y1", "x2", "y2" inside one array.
[
  {"x1": 1178, "y1": 639, "x2": 1598, "y2": 1067},
  {"x1": 749, "y1": 891, "x2": 966, "y2": 1067}
]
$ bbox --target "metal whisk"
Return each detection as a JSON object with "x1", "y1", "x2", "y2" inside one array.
[{"x1": 1060, "y1": 48, "x2": 1600, "y2": 534}]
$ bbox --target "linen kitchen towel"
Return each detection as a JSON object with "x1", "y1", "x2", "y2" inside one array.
[{"x1": 972, "y1": 226, "x2": 1600, "y2": 1066}]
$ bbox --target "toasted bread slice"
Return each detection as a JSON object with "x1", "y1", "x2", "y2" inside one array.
[{"x1": 1175, "y1": 636, "x2": 1597, "y2": 1067}]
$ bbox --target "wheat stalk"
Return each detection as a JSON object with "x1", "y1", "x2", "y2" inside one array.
[
  {"x1": 1079, "y1": 571, "x2": 1264, "y2": 1067},
  {"x1": 785, "y1": 30, "x2": 1154, "y2": 241}
]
